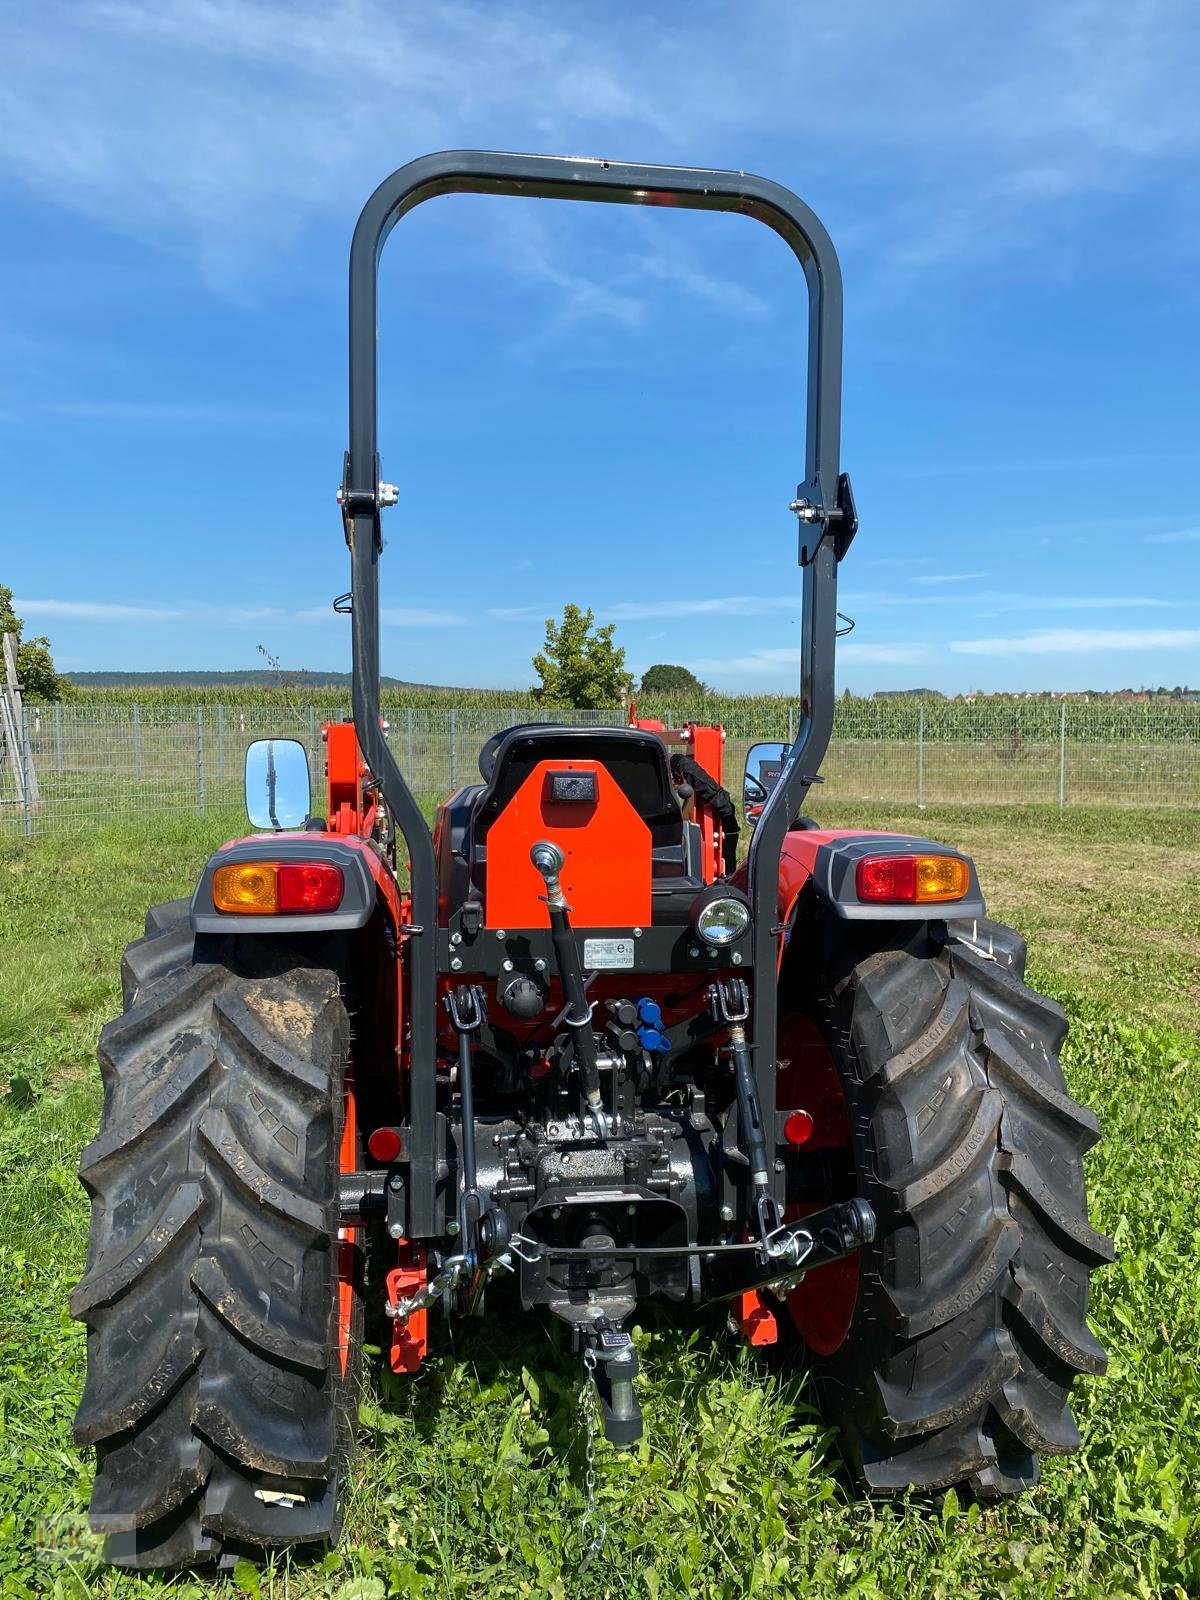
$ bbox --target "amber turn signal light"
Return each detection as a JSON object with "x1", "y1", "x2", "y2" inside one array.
[
  {"x1": 855, "y1": 853, "x2": 969, "y2": 904},
  {"x1": 212, "y1": 860, "x2": 343, "y2": 915},
  {"x1": 213, "y1": 861, "x2": 278, "y2": 913}
]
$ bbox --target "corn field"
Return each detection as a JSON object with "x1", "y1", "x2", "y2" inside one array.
[{"x1": 2, "y1": 696, "x2": 1197, "y2": 838}]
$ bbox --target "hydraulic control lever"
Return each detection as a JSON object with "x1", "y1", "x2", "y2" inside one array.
[
  {"x1": 530, "y1": 840, "x2": 607, "y2": 1135},
  {"x1": 710, "y1": 978, "x2": 781, "y2": 1248}
]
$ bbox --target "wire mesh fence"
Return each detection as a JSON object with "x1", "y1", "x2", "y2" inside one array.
[{"x1": 1, "y1": 698, "x2": 1197, "y2": 838}]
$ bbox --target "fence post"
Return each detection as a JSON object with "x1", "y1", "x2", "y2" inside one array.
[
  {"x1": 449, "y1": 708, "x2": 458, "y2": 789},
  {"x1": 406, "y1": 707, "x2": 414, "y2": 781},
  {"x1": 1058, "y1": 699, "x2": 1067, "y2": 811},
  {"x1": 308, "y1": 705, "x2": 317, "y2": 763},
  {"x1": 917, "y1": 703, "x2": 925, "y2": 808},
  {"x1": 54, "y1": 702, "x2": 63, "y2": 774},
  {"x1": 132, "y1": 703, "x2": 142, "y2": 781},
  {"x1": 787, "y1": 703, "x2": 794, "y2": 745},
  {"x1": 19, "y1": 700, "x2": 32, "y2": 838},
  {"x1": 196, "y1": 708, "x2": 206, "y2": 815},
  {"x1": 217, "y1": 704, "x2": 225, "y2": 784}
]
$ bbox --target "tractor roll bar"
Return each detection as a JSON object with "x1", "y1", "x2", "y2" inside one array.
[{"x1": 345, "y1": 150, "x2": 848, "y2": 1236}]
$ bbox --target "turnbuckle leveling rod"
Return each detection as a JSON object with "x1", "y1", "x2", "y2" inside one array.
[
  {"x1": 444, "y1": 982, "x2": 486, "y2": 1255},
  {"x1": 710, "y1": 978, "x2": 781, "y2": 1247}
]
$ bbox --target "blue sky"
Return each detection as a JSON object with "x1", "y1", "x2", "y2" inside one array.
[{"x1": 2, "y1": 0, "x2": 1199, "y2": 694}]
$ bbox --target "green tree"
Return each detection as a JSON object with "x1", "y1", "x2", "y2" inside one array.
[
  {"x1": 0, "y1": 583, "x2": 72, "y2": 700},
  {"x1": 638, "y1": 663, "x2": 708, "y2": 698},
  {"x1": 532, "y1": 604, "x2": 632, "y2": 709}
]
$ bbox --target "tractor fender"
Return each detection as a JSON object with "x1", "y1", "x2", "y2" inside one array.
[
  {"x1": 774, "y1": 828, "x2": 986, "y2": 947},
  {"x1": 191, "y1": 833, "x2": 402, "y2": 934}
]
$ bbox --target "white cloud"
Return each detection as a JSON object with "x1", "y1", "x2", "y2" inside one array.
[
  {"x1": 604, "y1": 595, "x2": 797, "y2": 622},
  {"x1": 3, "y1": 0, "x2": 1199, "y2": 300},
  {"x1": 889, "y1": 449, "x2": 1200, "y2": 479},
  {"x1": 1017, "y1": 596, "x2": 1177, "y2": 611},
  {"x1": 493, "y1": 209, "x2": 648, "y2": 339},
  {"x1": 379, "y1": 607, "x2": 466, "y2": 628},
  {"x1": 838, "y1": 642, "x2": 932, "y2": 665},
  {"x1": 486, "y1": 605, "x2": 545, "y2": 622},
  {"x1": 950, "y1": 628, "x2": 1200, "y2": 656},
  {"x1": 486, "y1": 595, "x2": 799, "y2": 623},
  {"x1": 840, "y1": 589, "x2": 1178, "y2": 613},
  {"x1": 690, "y1": 646, "x2": 798, "y2": 675},
  {"x1": 17, "y1": 597, "x2": 279, "y2": 625},
  {"x1": 17, "y1": 596, "x2": 463, "y2": 628},
  {"x1": 635, "y1": 254, "x2": 772, "y2": 320},
  {"x1": 43, "y1": 398, "x2": 321, "y2": 427},
  {"x1": 693, "y1": 640, "x2": 928, "y2": 675},
  {"x1": 17, "y1": 599, "x2": 154, "y2": 622},
  {"x1": 860, "y1": 555, "x2": 935, "y2": 569},
  {"x1": 1143, "y1": 527, "x2": 1200, "y2": 545},
  {"x1": 909, "y1": 571, "x2": 989, "y2": 585}
]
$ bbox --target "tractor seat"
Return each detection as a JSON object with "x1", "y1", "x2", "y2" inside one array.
[
  {"x1": 473, "y1": 723, "x2": 682, "y2": 847},
  {"x1": 437, "y1": 725, "x2": 706, "y2": 922},
  {"x1": 478, "y1": 722, "x2": 576, "y2": 782}
]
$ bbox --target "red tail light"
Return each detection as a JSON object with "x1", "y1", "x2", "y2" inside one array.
[
  {"x1": 857, "y1": 856, "x2": 917, "y2": 902},
  {"x1": 277, "y1": 862, "x2": 344, "y2": 912},
  {"x1": 855, "y1": 854, "x2": 969, "y2": 904}
]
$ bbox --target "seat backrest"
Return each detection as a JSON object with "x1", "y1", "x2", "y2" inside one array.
[{"x1": 473, "y1": 724, "x2": 683, "y2": 849}]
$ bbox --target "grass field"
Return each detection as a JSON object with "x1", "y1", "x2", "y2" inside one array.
[{"x1": 1, "y1": 804, "x2": 1198, "y2": 1598}]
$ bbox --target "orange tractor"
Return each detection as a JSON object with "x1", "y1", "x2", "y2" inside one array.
[{"x1": 73, "y1": 153, "x2": 1109, "y2": 1569}]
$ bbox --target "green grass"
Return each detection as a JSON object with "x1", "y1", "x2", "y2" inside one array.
[{"x1": 2, "y1": 809, "x2": 1198, "y2": 1598}]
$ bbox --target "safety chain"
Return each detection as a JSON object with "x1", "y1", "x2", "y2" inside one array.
[{"x1": 578, "y1": 1347, "x2": 607, "y2": 1569}]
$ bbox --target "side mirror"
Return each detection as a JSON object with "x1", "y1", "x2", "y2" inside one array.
[
  {"x1": 245, "y1": 738, "x2": 311, "y2": 832},
  {"x1": 742, "y1": 741, "x2": 789, "y2": 825}
]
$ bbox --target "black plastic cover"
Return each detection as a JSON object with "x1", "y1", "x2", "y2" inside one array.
[
  {"x1": 191, "y1": 835, "x2": 380, "y2": 934},
  {"x1": 809, "y1": 834, "x2": 987, "y2": 922}
]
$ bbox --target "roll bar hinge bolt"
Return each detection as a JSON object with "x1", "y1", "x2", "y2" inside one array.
[
  {"x1": 789, "y1": 497, "x2": 825, "y2": 524},
  {"x1": 336, "y1": 482, "x2": 400, "y2": 508}
]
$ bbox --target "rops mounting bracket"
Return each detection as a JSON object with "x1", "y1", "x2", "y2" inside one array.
[{"x1": 794, "y1": 471, "x2": 858, "y2": 565}]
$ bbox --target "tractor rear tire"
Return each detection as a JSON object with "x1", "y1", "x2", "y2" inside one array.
[
  {"x1": 73, "y1": 902, "x2": 360, "y2": 1568},
  {"x1": 783, "y1": 916, "x2": 1111, "y2": 1498}
]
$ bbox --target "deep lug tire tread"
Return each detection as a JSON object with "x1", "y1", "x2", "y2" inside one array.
[
  {"x1": 73, "y1": 903, "x2": 356, "y2": 1568},
  {"x1": 792, "y1": 917, "x2": 1108, "y2": 1499}
]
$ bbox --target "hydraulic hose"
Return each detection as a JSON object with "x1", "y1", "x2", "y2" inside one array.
[{"x1": 529, "y1": 841, "x2": 606, "y2": 1132}]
